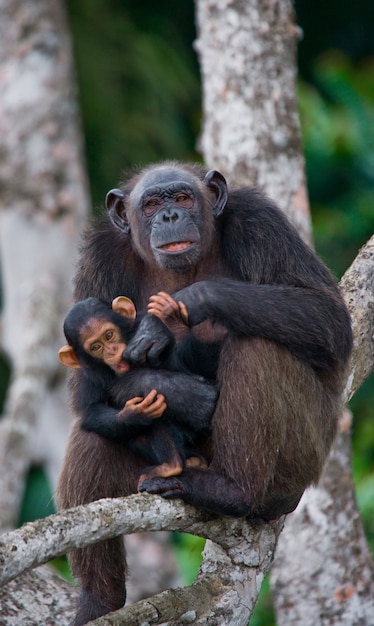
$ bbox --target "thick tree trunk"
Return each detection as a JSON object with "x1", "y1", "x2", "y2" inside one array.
[
  {"x1": 0, "y1": 0, "x2": 89, "y2": 529},
  {"x1": 0, "y1": 567, "x2": 78, "y2": 626},
  {"x1": 272, "y1": 413, "x2": 374, "y2": 626},
  {"x1": 0, "y1": 0, "x2": 180, "y2": 614},
  {"x1": 196, "y1": 0, "x2": 374, "y2": 624},
  {"x1": 196, "y1": 0, "x2": 310, "y2": 240},
  {"x1": 272, "y1": 237, "x2": 374, "y2": 625}
]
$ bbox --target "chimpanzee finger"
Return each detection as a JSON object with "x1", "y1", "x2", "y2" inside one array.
[
  {"x1": 124, "y1": 315, "x2": 174, "y2": 364},
  {"x1": 178, "y1": 301, "x2": 189, "y2": 324},
  {"x1": 149, "y1": 292, "x2": 175, "y2": 305},
  {"x1": 138, "y1": 476, "x2": 184, "y2": 496},
  {"x1": 146, "y1": 395, "x2": 167, "y2": 418},
  {"x1": 138, "y1": 389, "x2": 158, "y2": 406},
  {"x1": 148, "y1": 294, "x2": 179, "y2": 320}
]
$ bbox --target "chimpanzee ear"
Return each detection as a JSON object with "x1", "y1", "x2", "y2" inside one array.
[
  {"x1": 106, "y1": 188, "x2": 130, "y2": 234},
  {"x1": 203, "y1": 170, "x2": 228, "y2": 217},
  {"x1": 112, "y1": 296, "x2": 137, "y2": 320},
  {"x1": 58, "y1": 345, "x2": 81, "y2": 369}
]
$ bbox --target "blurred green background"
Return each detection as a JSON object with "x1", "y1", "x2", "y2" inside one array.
[{"x1": 1, "y1": 1, "x2": 373, "y2": 623}]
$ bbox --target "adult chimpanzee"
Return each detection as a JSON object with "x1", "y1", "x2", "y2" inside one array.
[
  {"x1": 58, "y1": 295, "x2": 216, "y2": 486},
  {"x1": 56, "y1": 161, "x2": 352, "y2": 626}
]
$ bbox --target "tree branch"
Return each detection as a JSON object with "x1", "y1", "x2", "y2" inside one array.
[
  {"x1": 86, "y1": 575, "x2": 227, "y2": 626},
  {"x1": 0, "y1": 494, "x2": 283, "y2": 625},
  {"x1": 272, "y1": 234, "x2": 374, "y2": 625},
  {"x1": 0, "y1": 494, "x2": 281, "y2": 583},
  {"x1": 0, "y1": 0, "x2": 89, "y2": 530},
  {"x1": 340, "y1": 233, "x2": 374, "y2": 402},
  {"x1": 0, "y1": 496, "x2": 210, "y2": 585}
]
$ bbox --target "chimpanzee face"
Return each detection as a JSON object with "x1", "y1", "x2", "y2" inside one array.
[
  {"x1": 59, "y1": 296, "x2": 137, "y2": 374},
  {"x1": 80, "y1": 317, "x2": 131, "y2": 374},
  {"x1": 106, "y1": 164, "x2": 228, "y2": 271}
]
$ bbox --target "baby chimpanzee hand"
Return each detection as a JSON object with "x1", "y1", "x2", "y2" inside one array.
[
  {"x1": 120, "y1": 389, "x2": 166, "y2": 420},
  {"x1": 148, "y1": 291, "x2": 189, "y2": 340}
]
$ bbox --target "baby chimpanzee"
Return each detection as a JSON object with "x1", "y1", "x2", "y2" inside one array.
[{"x1": 59, "y1": 293, "x2": 217, "y2": 488}]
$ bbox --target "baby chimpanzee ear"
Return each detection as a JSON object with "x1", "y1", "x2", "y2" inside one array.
[
  {"x1": 112, "y1": 296, "x2": 137, "y2": 320},
  {"x1": 58, "y1": 345, "x2": 81, "y2": 369}
]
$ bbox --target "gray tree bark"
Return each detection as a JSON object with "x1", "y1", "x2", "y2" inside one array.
[
  {"x1": 0, "y1": 495, "x2": 283, "y2": 625},
  {"x1": 196, "y1": 2, "x2": 374, "y2": 624},
  {"x1": 196, "y1": 0, "x2": 310, "y2": 240},
  {"x1": 0, "y1": 0, "x2": 89, "y2": 531},
  {"x1": 271, "y1": 236, "x2": 374, "y2": 626},
  {"x1": 0, "y1": 0, "x2": 181, "y2": 614}
]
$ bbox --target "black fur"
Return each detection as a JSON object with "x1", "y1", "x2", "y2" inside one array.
[
  {"x1": 56, "y1": 162, "x2": 352, "y2": 625},
  {"x1": 63, "y1": 297, "x2": 216, "y2": 472}
]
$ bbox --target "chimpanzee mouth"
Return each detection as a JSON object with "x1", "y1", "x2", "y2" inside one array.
[
  {"x1": 158, "y1": 241, "x2": 194, "y2": 253},
  {"x1": 115, "y1": 359, "x2": 131, "y2": 374}
]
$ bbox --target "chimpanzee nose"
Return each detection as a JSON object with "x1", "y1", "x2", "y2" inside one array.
[{"x1": 162, "y1": 208, "x2": 180, "y2": 223}]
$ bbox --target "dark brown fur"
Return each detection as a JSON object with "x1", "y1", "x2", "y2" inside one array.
[{"x1": 56, "y1": 161, "x2": 352, "y2": 625}]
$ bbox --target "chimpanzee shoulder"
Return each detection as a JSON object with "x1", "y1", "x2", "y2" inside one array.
[
  {"x1": 220, "y1": 187, "x2": 337, "y2": 290},
  {"x1": 74, "y1": 215, "x2": 143, "y2": 302}
]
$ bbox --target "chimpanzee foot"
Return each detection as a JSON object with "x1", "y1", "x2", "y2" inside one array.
[
  {"x1": 138, "y1": 476, "x2": 185, "y2": 499},
  {"x1": 185, "y1": 455, "x2": 208, "y2": 469}
]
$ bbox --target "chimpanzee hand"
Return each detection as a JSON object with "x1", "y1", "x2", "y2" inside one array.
[
  {"x1": 120, "y1": 389, "x2": 166, "y2": 419},
  {"x1": 123, "y1": 314, "x2": 175, "y2": 367},
  {"x1": 148, "y1": 291, "x2": 189, "y2": 340}
]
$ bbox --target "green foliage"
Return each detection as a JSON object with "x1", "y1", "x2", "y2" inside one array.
[
  {"x1": 0, "y1": 355, "x2": 11, "y2": 413},
  {"x1": 355, "y1": 472, "x2": 374, "y2": 553},
  {"x1": 250, "y1": 574, "x2": 275, "y2": 626},
  {"x1": 66, "y1": 0, "x2": 201, "y2": 207},
  {"x1": 298, "y1": 52, "x2": 374, "y2": 277},
  {"x1": 172, "y1": 533, "x2": 205, "y2": 584},
  {"x1": 18, "y1": 467, "x2": 55, "y2": 525},
  {"x1": 351, "y1": 377, "x2": 374, "y2": 554},
  {"x1": 299, "y1": 51, "x2": 374, "y2": 559},
  {"x1": 18, "y1": 468, "x2": 73, "y2": 580}
]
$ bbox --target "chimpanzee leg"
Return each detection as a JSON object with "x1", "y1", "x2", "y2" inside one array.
[
  {"x1": 136, "y1": 422, "x2": 185, "y2": 489},
  {"x1": 71, "y1": 539, "x2": 127, "y2": 626},
  {"x1": 56, "y1": 421, "x2": 142, "y2": 625},
  {"x1": 140, "y1": 337, "x2": 337, "y2": 521}
]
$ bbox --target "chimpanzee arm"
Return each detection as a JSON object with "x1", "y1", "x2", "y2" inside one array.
[
  {"x1": 170, "y1": 334, "x2": 221, "y2": 381},
  {"x1": 77, "y1": 375, "x2": 158, "y2": 440},
  {"x1": 110, "y1": 368, "x2": 217, "y2": 432},
  {"x1": 125, "y1": 279, "x2": 352, "y2": 372},
  {"x1": 173, "y1": 279, "x2": 352, "y2": 370},
  {"x1": 81, "y1": 404, "x2": 158, "y2": 440}
]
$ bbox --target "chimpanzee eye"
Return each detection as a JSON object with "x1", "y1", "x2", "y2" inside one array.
[
  {"x1": 105, "y1": 330, "x2": 114, "y2": 341},
  {"x1": 175, "y1": 193, "x2": 193, "y2": 208},
  {"x1": 143, "y1": 198, "x2": 161, "y2": 217},
  {"x1": 90, "y1": 343, "x2": 102, "y2": 353}
]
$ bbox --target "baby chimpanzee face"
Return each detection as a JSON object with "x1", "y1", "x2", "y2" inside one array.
[{"x1": 81, "y1": 317, "x2": 131, "y2": 374}]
